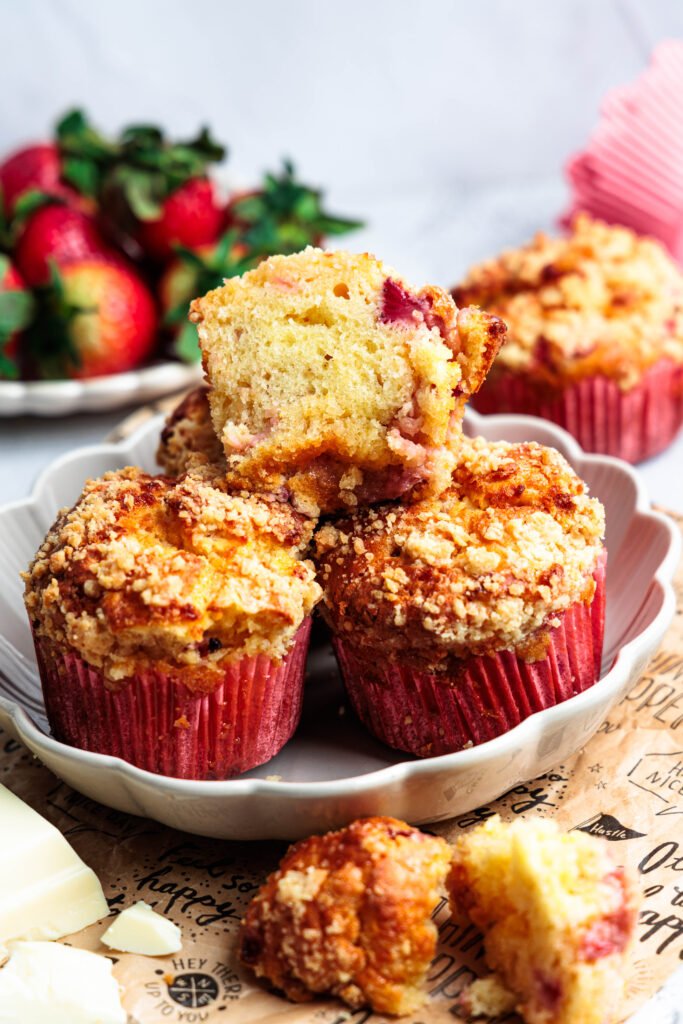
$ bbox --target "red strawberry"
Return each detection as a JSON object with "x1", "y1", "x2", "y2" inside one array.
[
  {"x1": 134, "y1": 177, "x2": 223, "y2": 261},
  {"x1": 0, "y1": 256, "x2": 33, "y2": 378},
  {"x1": 28, "y1": 260, "x2": 157, "y2": 379},
  {"x1": 0, "y1": 144, "x2": 76, "y2": 213},
  {"x1": 15, "y1": 203, "x2": 113, "y2": 286}
]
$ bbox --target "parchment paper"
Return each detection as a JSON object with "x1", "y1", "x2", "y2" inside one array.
[{"x1": 2, "y1": 502, "x2": 682, "y2": 1023}]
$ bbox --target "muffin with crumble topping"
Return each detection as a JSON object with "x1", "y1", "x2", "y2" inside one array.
[
  {"x1": 314, "y1": 436, "x2": 606, "y2": 756},
  {"x1": 23, "y1": 467, "x2": 320, "y2": 778},
  {"x1": 190, "y1": 247, "x2": 506, "y2": 516},
  {"x1": 448, "y1": 816, "x2": 640, "y2": 1024},
  {"x1": 453, "y1": 214, "x2": 683, "y2": 462},
  {"x1": 238, "y1": 816, "x2": 452, "y2": 1016}
]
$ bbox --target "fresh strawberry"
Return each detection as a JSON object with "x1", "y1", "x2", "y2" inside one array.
[
  {"x1": 14, "y1": 201, "x2": 113, "y2": 286},
  {"x1": 0, "y1": 255, "x2": 34, "y2": 378},
  {"x1": 0, "y1": 144, "x2": 73, "y2": 213},
  {"x1": 101, "y1": 124, "x2": 226, "y2": 262},
  {"x1": 135, "y1": 177, "x2": 223, "y2": 261},
  {"x1": 0, "y1": 110, "x2": 116, "y2": 215},
  {"x1": 27, "y1": 260, "x2": 157, "y2": 379},
  {"x1": 160, "y1": 231, "x2": 256, "y2": 361},
  {"x1": 226, "y1": 161, "x2": 363, "y2": 256}
]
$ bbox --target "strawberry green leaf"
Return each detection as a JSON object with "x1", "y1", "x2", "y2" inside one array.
[
  {"x1": 61, "y1": 156, "x2": 100, "y2": 198},
  {"x1": 173, "y1": 319, "x2": 202, "y2": 363},
  {"x1": 0, "y1": 346, "x2": 19, "y2": 379},
  {"x1": 0, "y1": 290, "x2": 35, "y2": 337}
]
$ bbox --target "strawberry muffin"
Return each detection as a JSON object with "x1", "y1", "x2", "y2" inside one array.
[
  {"x1": 448, "y1": 816, "x2": 640, "y2": 1024},
  {"x1": 453, "y1": 214, "x2": 683, "y2": 462},
  {"x1": 190, "y1": 248, "x2": 506, "y2": 515},
  {"x1": 156, "y1": 385, "x2": 225, "y2": 478},
  {"x1": 238, "y1": 816, "x2": 451, "y2": 1016},
  {"x1": 23, "y1": 467, "x2": 320, "y2": 778},
  {"x1": 314, "y1": 436, "x2": 606, "y2": 756}
]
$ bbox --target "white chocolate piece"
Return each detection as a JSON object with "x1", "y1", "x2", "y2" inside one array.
[
  {"x1": 0, "y1": 941, "x2": 125, "y2": 1023},
  {"x1": 0, "y1": 784, "x2": 109, "y2": 944},
  {"x1": 100, "y1": 900, "x2": 182, "y2": 955}
]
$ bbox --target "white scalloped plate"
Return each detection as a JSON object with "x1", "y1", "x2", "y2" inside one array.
[
  {"x1": 0, "y1": 360, "x2": 203, "y2": 416},
  {"x1": 0, "y1": 410, "x2": 679, "y2": 839}
]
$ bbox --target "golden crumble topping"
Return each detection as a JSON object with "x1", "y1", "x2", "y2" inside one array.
[
  {"x1": 191, "y1": 247, "x2": 505, "y2": 515},
  {"x1": 314, "y1": 437, "x2": 604, "y2": 665},
  {"x1": 238, "y1": 816, "x2": 452, "y2": 1016},
  {"x1": 454, "y1": 214, "x2": 683, "y2": 390},
  {"x1": 156, "y1": 386, "x2": 225, "y2": 478},
  {"x1": 23, "y1": 468, "x2": 320, "y2": 683}
]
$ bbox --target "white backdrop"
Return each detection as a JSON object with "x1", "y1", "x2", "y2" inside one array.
[{"x1": 2, "y1": 1, "x2": 682, "y2": 211}]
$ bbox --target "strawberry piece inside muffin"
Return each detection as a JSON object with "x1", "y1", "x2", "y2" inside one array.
[
  {"x1": 190, "y1": 248, "x2": 505, "y2": 515},
  {"x1": 447, "y1": 816, "x2": 640, "y2": 1024},
  {"x1": 238, "y1": 816, "x2": 452, "y2": 1016}
]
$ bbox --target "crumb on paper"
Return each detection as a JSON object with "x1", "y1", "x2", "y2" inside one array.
[
  {"x1": 265, "y1": 774, "x2": 282, "y2": 782},
  {"x1": 457, "y1": 975, "x2": 517, "y2": 1018}
]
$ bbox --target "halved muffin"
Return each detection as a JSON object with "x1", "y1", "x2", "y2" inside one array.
[
  {"x1": 448, "y1": 816, "x2": 640, "y2": 1024},
  {"x1": 239, "y1": 816, "x2": 452, "y2": 1016},
  {"x1": 191, "y1": 248, "x2": 505, "y2": 515}
]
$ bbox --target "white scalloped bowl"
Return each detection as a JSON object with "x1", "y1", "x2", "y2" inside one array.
[
  {"x1": 0, "y1": 360, "x2": 203, "y2": 416},
  {"x1": 0, "y1": 410, "x2": 678, "y2": 839}
]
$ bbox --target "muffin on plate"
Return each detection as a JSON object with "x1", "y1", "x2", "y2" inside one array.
[
  {"x1": 448, "y1": 816, "x2": 640, "y2": 1024},
  {"x1": 190, "y1": 247, "x2": 506, "y2": 516},
  {"x1": 238, "y1": 816, "x2": 451, "y2": 1016},
  {"x1": 314, "y1": 436, "x2": 606, "y2": 756},
  {"x1": 156, "y1": 385, "x2": 225, "y2": 478},
  {"x1": 23, "y1": 467, "x2": 320, "y2": 779},
  {"x1": 453, "y1": 214, "x2": 683, "y2": 463}
]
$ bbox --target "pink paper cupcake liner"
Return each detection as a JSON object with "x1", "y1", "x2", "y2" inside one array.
[
  {"x1": 33, "y1": 618, "x2": 312, "y2": 779},
  {"x1": 564, "y1": 41, "x2": 683, "y2": 260},
  {"x1": 333, "y1": 554, "x2": 606, "y2": 758},
  {"x1": 472, "y1": 361, "x2": 683, "y2": 463}
]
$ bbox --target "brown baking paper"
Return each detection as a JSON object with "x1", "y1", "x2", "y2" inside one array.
[{"x1": 2, "y1": 514, "x2": 682, "y2": 1024}]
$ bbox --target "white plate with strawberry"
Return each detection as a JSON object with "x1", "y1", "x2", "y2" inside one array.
[{"x1": 0, "y1": 111, "x2": 362, "y2": 416}]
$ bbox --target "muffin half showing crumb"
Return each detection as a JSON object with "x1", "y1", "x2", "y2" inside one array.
[
  {"x1": 238, "y1": 816, "x2": 452, "y2": 1016},
  {"x1": 315, "y1": 436, "x2": 606, "y2": 756},
  {"x1": 23, "y1": 467, "x2": 320, "y2": 778},
  {"x1": 191, "y1": 248, "x2": 506, "y2": 515},
  {"x1": 454, "y1": 213, "x2": 683, "y2": 462},
  {"x1": 448, "y1": 816, "x2": 640, "y2": 1024}
]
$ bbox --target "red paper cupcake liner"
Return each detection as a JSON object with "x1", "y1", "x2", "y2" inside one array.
[
  {"x1": 472, "y1": 362, "x2": 683, "y2": 463},
  {"x1": 33, "y1": 618, "x2": 312, "y2": 779},
  {"x1": 333, "y1": 554, "x2": 606, "y2": 758}
]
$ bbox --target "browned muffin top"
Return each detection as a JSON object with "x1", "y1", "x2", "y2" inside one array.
[
  {"x1": 454, "y1": 213, "x2": 683, "y2": 389},
  {"x1": 156, "y1": 385, "x2": 225, "y2": 478},
  {"x1": 23, "y1": 467, "x2": 320, "y2": 684},
  {"x1": 238, "y1": 816, "x2": 452, "y2": 1016},
  {"x1": 314, "y1": 437, "x2": 604, "y2": 665}
]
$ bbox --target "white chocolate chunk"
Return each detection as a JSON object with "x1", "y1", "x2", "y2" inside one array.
[
  {"x1": 100, "y1": 900, "x2": 182, "y2": 955},
  {"x1": 0, "y1": 784, "x2": 109, "y2": 944},
  {"x1": 0, "y1": 941, "x2": 125, "y2": 1023}
]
